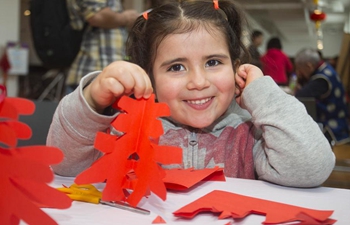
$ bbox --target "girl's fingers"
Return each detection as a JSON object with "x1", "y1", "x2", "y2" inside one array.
[
  {"x1": 235, "y1": 71, "x2": 246, "y2": 90},
  {"x1": 237, "y1": 65, "x2": 248, "y2": 79},
  {"x1": 238, "y1": 64, "x2": 264, "y2": 87},
  {"x1": 102, "y1": 62, "x2": 152, "y2": 99},
  {"x1": 132, "y1": 67, "x2": 153, "y2": 99},
  {"x1": 84, "y1": 61, "x2": 154, "y2": 113}
]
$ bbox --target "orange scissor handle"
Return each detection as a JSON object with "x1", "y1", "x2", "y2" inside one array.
[{"x1": 57, "y1": 184, "x2": 102, "y2": 204}]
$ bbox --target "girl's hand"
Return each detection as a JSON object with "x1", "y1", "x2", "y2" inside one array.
[
  {"x1": 83, "y1": 61, "x2": 153, "y2": 113},
  {"x1": 235, "y1": 64, "x2": 264, "y2": 106}
]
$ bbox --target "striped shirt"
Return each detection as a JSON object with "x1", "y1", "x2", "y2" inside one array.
[{"x1": 66, "y1": 0, "x2": 128, "y2": 85}]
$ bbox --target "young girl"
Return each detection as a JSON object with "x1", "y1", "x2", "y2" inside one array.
[{"x1": 48, "y1": 0, "x2": 335, "y2": 187}]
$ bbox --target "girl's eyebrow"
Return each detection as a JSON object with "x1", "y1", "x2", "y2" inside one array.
[
  {"x1": 205, "y1": 54, "x2": 230, "y2": 60},
  {"x1": 160, "y1": 58, "x2": 187, "y2": 68}
]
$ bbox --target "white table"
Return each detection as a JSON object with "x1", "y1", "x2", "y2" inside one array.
[{"x1": 23, "y1": 175, "x2": 350, "y2": 225}]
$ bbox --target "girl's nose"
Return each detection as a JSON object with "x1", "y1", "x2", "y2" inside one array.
[{"x1": 186, "y1": 68, "x2": 210, "y2": 90}]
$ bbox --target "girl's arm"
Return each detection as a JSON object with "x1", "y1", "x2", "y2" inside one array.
[
  {"x1": 48, "y1": 72, "x2": 115, "y2": 176},
  {"x1": 48, "y1": 61, "x2": 153, "y2": 176},
  {"x1": 238, "y1": 70, "x2": 335, "y2": 187}
]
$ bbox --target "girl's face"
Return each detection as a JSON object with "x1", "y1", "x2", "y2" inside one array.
[{"x1": 152, "y1": 27, "x2": 236, "y2": 128}]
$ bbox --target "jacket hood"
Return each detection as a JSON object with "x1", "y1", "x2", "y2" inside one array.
[{"x1": 161, "y1": 101, "x2": 251, "y2": 134}]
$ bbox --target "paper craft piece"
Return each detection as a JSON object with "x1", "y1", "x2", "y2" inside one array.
[
  {"x1": 0, "y1": 96, "x2": 35, "y2": 148},
  {"x1": 0, "y1": 86, "x2": 72, "y2": 225},
  {"x1": 0, "y1": 147, "x2": 72, "y2": 225},
  {"x1": 173, "y1": 190, "x2": 335, "y2": 225},
  {"x1": 152, "y1": 215, "x2": 167, "y2": 224},
  {"x1": 75, "y1": 94, "x2": 182, "y2": 206},
  {"x1": 163, "y1": 167, "x2": 225, "y2": 190}
]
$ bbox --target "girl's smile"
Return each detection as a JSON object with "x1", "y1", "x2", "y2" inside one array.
[
  {"x1": 153, "y1": 26, "x2": 236, "y2": 128},
  {"x1": 184, "y1": 96, "x2": 214, "y2": 111}
]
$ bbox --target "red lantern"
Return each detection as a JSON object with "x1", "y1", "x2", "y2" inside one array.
[
  {"x1": 310, "y1": 10, "x2": 326, "y2": 29},
  {"x1": 310, "y1": 10, "x2": 326, "y2": 21}
]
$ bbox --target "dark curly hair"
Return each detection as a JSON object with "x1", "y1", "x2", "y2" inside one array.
[
  {"x1": 266, "y1": 37, "x2": 282, "y2": 50},
  {"x1": 126, "y1": 0, "x2": 248, "y2": 85}
]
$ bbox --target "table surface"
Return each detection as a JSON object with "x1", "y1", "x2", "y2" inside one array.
[{"x1": 22, "y1": 175, "x2": 350, "y2": 225}]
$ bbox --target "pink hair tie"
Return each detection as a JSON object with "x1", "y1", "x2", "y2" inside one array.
[
  {"x1": 213, "y1": 0, "x2": 219, "y2": 10},
  {"x1": 143, "y1": 11, "x2": 148, "y2": 20}
]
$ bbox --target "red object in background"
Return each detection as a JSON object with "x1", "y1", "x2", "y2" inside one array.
[
  {"x1": 0, "y1": 52, "x2": 10, "y2": 73},
  {"x1": 310, "y1": 10, "x2": 326, "y2": 22},
  {"x1": 0, "y1": 51, "x2": 11, "y2": 86}
]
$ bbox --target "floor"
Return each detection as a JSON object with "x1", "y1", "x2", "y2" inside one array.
[{"x1": 322, "y1": 144, "x2": 350, "y2": 189}]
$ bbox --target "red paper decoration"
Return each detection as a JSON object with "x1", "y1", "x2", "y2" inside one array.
[
  {"x1": 75, "y1": 94, "x2": 182, "y2": 207},
  {"x1": 310, "y1": 9, "x2": 326, "y2": 30},
  {"x1": 0, "y1": 85, "x2": 72, "y2": 225},
  {"x1": 310, "y1": 10, "x2": 326, "y2": 22}
]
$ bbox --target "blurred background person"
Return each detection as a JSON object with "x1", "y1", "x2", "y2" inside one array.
[
  {"x1": 245, "y1": 29, "x2": 264, "y2": 69},
  {"x1": 294, "y1": 48, "x2": 350, "y2": 145},
  {"x1": 261, "y1": 37, "x2": 293, "y2": 86},
  {"x1": 328, "y1": 55, "x2": 339, "y2": 70},
  {"x1": 65, "y1": 0, "x2": 139, "y2": 94}
]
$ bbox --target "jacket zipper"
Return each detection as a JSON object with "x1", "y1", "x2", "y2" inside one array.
[{"x1": 188, "y1": 132, "x2": 198, "y2": 168}]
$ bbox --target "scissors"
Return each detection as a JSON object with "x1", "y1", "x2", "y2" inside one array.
[{"x1": 57, "y1": 184, "x2": 150, "y2": 215}]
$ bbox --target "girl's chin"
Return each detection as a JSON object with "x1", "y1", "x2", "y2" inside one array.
[{"x1": 178, "y1": 118, "x2": 215, "y2": 129}]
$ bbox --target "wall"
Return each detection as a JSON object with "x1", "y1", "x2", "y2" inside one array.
[
  {"x1": 283, "y1": 30, "x2": 344, "y2": 58},
  {"x1": 0, "y1": 0, "x2": 20, "y2": 97}
]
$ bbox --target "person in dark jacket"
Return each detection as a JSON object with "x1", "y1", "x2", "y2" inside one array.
[{"x1": 295, "y1": 48, "x2": 350, "y2": 145}]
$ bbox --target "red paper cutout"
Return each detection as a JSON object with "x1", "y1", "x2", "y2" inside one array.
[
  {"x1": 75, "y1": 94, "x2": 182, "y2": 206},
  {"x1": 0, "y1": 97, "x2": 34, "y2": 147},
  {"x1": 0, "y1": 88, "x2": 72, "y2": 225},
  {"x1": 163, "y1": 167, "x2": 225, "y2": 190},
  {"x1": 294, "y1": 212, "x2": 337, "y2": 225},
  {"x1": 173, "y1": 190, "x2": 335, "y2": 224},
  {"x1": 152, "y1": 215, "x2": 167, "y2": 224}
]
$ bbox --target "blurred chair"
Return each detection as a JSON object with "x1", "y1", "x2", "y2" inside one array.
[
  {"x1": 17, "y1": 100, "x2": 58, "y2": 146},
  {"x1": 296, "y1": 97, "x2": 317, "y2": 121},
  {"x1": 37, "y1": 69, "x2": 67, "y2": 102}
]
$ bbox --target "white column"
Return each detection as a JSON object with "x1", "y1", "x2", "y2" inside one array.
[{"x1": 0, "y1": 0, "x2": 20, "y2": 97}]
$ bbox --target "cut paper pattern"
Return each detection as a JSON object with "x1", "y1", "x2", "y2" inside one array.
[
  {"x1": 75, "y1": 94, "x2": 182, "y2": 206},
  {"x1": 173, "y1": 190, "x2": 336, "y2": 225},
  {"x1": 163, "y1": 167, "x2": 225, "y2": 190},
  {"x1": 0, "y1": 85, "x2": 72, "y2": 225},
  {"x1": 152, "y1": 215, "x2": 167, "y2": 224}
]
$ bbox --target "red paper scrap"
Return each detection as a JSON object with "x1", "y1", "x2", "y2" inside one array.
[
  {"x1": 173, "y1": 190, "x2": 335, "y2": 225},
  {"x1": 163, "y1": 167, "x2": 225, "y2": 190},
  {"x1": 75, "y1": 94, "x2": 182, "y2": 207},
  {"x1": 0, "y1": 97, "x2": 35, "y2": 147},
  {"x1": 0, "y1": 90, "x2": 72, "y2": 225},
  {"x1": 152, "y1": 215, "x2": 167, "y2": 224},
  {"x1": 0, "y1": 147, "x2": 72, "y2": 225},
  {"x1": 294, "y1": 212, "x2": 337, "y2": 225}
]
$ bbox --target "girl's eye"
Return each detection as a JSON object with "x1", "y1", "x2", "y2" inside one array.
[
  {"x1": 206, "y1": 59, "x2": 221, "y2": 67},
  {"x1": 168, "y1": 64, "x2": 185, "y2": 72}
]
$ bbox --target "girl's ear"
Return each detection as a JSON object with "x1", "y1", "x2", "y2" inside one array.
[{"x1": 233, "y1": 59, "x2": 241, "y2": 73}]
